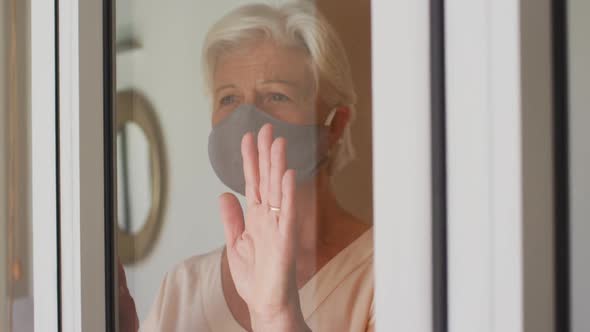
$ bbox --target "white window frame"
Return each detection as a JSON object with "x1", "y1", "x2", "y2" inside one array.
[
  {"x1": 372, "y1": 1, "x2": 434, "y2": 331},
  {"x1": 57, "y1": 0, "x2": 107, "y2": 331},
  {"x1": 31, "y1": 0, "x2": 109, "y2": 330},
  {"x1": 31, "y1": 0, "x2": 60, "y2": 331},
  {"x1": 445, "y1": 0, "x2": 555, "y2": 331}
]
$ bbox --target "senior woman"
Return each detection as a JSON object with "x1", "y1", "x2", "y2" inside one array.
[{"x1": 121, "y1": 2, "x2": 374, "y2": 331}]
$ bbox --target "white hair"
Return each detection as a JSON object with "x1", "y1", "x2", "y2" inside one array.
[{"x1": 202, "y1": 0, "x2": 357, "y2": 175}]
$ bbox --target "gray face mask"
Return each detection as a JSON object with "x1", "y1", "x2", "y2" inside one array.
[{"x1": 208, "y1": 104, "x2": 336, "y2": 195}]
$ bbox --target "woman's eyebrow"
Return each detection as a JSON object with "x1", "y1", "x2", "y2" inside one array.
[{"x1": 258, "y1": 79, "x2": 299, "y2": 88}]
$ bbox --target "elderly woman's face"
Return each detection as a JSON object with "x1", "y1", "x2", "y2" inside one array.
[{"x1": 212, "y1": 40, "x2": 321, "y2": 126}]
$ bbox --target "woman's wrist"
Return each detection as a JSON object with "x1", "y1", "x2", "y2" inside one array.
[{"x1": 250, "y1": 300, "x2": 311, "y2": 332}]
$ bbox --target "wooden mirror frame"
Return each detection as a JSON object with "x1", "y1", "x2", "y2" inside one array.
[{"x1": 116, "y1": 89, "x2": 167, "y2": 264}]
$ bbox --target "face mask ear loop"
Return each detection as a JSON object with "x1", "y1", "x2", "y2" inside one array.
[
  {"x1": 323, "y1": 107, "x2": 339, "y2": 126},
  {"x1": 323, "y1": 107, "x2": 340, "y2": 177}
]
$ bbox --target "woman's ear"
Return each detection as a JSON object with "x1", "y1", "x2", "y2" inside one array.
[{"x1": 327, "y1": 106, "x2": 351, "y2": 147}]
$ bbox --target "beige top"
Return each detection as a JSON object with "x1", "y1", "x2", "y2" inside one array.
[{"x1": 140, "y1": 228, "x2": 375, "y2": 332}]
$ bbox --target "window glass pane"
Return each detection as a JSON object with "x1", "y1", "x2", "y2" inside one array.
[
  {"x1": 114, "y1": 1, "x2": 375, "y2": 331},
  {"x1": 1, "y1": 0, "x2": 34, "y2": 330},
  {"x1": 568, "y1": 0, "x2": 590, "y2": 331}
]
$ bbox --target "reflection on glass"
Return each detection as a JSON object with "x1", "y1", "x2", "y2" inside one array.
[
  {"x1": 1, "y1": 0, "x2": 34, "y2": 331},
  {"x1": 116, "y1": 2, "x2": 374, "y2": 332}
]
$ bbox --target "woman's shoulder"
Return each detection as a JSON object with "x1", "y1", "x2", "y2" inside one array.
[
  {"x1": 164, "y1": 246, "x2": 224, "y2": 286},
  {"x1": 139, "y1": 247, "x2": 225, "y2": 331}
]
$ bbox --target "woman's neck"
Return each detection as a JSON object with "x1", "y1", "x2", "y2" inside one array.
[
  {"x1": 291, "y1": 169, "x2": 370, "y2": 286},
  {"x1": 293, "y1": 170, "x2": 339, "y2": 252}
]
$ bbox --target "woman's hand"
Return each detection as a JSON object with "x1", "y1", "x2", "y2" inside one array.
[
  {"x1": 219, "y1": 123, "x2": 310, "y2": 332},
  {"x1": 118, "y1": 259, "x2": 139, "y2": 332}
]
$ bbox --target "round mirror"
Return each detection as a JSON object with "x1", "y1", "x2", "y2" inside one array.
[
  {"x1": 117, "y1": 122, "x2": 152, "y2": 234},
  {"x1": 116, "y1": 90, "x2": 167, "y2": 264}
]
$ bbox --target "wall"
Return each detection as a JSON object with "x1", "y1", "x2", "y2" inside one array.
[
  {"x1": 117, "y1": 0, "x2": 373, "y2": 320},
  {"x1": 569, "y1": 0, "x2": 590, "y2": 331},
  {"x1": 117, "y1": 0, "x2": 232, "y2": 318},
  {"x1": 317, "y1": 0, "x2": 373, "y2": 223}
]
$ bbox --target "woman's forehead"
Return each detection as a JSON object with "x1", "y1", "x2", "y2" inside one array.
[{"x1": 213, "y1": 41, "x2": 314, "y2": 87}]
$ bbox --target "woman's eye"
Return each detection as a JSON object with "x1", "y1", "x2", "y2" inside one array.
[
  {"x1": 267, "y1": 93, "x2": 291, "y2": 103},
  {"x1": 219, "y1": 95, "x2": 237, "y2": 106}
]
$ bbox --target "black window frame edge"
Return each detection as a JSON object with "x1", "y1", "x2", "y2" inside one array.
[
  {"x1": 430, "y1": 0, "x2": 449, "y2": 331},
  {"x1": 54, "y1": 0, "x2": 63, "y2": 330},
  {"x1": 551, "y1": 0, "x2": 570, "y2": 331},
  {"x1": 103, "y1": 0, "x2": 116, "y2": 330}
]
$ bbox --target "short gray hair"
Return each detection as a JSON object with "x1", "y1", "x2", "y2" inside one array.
[{"x1": 202, "y1": 1, "x2": 357, "y2": 175}]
